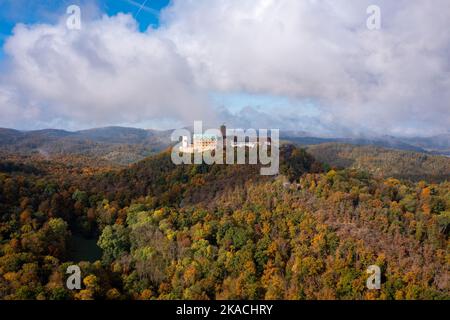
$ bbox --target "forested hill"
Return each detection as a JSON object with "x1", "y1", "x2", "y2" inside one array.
[
  {"x1": 83, "y1": 145, "x2": 324, "y2": 207},
  {"x1": 0, "y1": 145, "x2": 448, "y2": 300},
  {"x1": 307, "y1": 143, "x2": 450, "y2": 182}
]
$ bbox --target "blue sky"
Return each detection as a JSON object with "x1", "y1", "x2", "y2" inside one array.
[{"x1": 0, "y1": 0, "x2": 170, "y2": 58}]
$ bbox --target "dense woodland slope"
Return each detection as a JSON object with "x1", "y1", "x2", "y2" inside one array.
[
  {"x1": 307, "y1": 143, "x2": 450, "y2": 182},
  {"x1": 0, "y1": 146, "x2": 448, "y2": 300}
]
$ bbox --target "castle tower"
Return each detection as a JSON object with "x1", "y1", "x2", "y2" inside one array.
[{"x1": 220, "y1": 124, "x2": 226, "y2": 138}]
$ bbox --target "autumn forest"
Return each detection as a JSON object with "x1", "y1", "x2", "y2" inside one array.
[{"x1": 0, "y1": 143, "x2": 448, "y2": 300}]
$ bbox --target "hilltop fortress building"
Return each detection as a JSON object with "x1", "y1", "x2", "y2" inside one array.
[{"x1": 179, "y1": 125, "x2": 271, "y2": 153}]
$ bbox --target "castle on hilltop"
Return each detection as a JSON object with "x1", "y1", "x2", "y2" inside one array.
[{"x1": 179, "y1": 124, "x2": 271, "y2": 153}]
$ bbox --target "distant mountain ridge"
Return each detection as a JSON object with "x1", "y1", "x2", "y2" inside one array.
[
  {"x1": 280, "y1": 132, "x2": 450, "y2": 155},
  {"x1": 0, "y1": 126, "x2": 170, "y2": 144},
  {"x1": 0, "y1": 126, "x2": 172, "y2": 165},
  {"x1": 401, "y1": 134, "x2": 450, "y2": 155},
  {"x1": 1, "y1": 126, "x2": 450, "y2": 165}
]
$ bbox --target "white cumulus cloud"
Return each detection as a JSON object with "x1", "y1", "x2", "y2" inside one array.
[
  {"x1": 0, "y1": 13, "x2": 213, "y2": 130},
  {"x1": 160, "y1": 0, "x2": 450, "y2": 136},
  {"x1": 0, "y1": 0, "x2": 449, "y2": 136}
]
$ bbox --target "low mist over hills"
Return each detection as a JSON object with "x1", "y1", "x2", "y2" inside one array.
[
  {"x1": 280, "y1": 132, "x2": 450, "y2": 155},
  {"x1": 1, "y1": 126, "x2": 450, "y2": 170},
  {"x1": 0, "y1": 126, "x2": 173, "y2": 145},
  {"x1": 0, "y1": 126, "x2": 172, "y2": 165}
]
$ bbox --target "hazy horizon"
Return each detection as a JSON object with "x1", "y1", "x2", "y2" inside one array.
[{"x1": 2, "y1": 123, "x2": 450, "y2": 140}]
